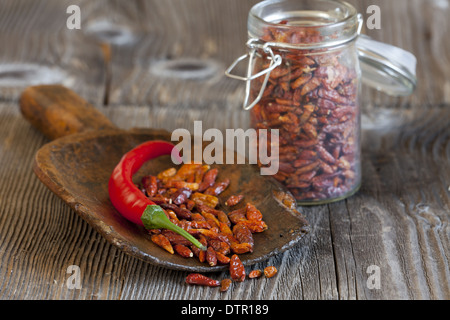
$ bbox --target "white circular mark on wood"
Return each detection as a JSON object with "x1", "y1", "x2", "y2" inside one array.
[
  {"x1": 85, "y1": 20, "x2": 135, "y2": 46},
  {"x1": 150, "y1": 58, "x2": 222, "y2": 80},
  {"x1": 0, "y1": 64, "x2": 67, "y2": 87},
  {"x1": 432, "y1": 0, "x2": 449, "y2": 9}
]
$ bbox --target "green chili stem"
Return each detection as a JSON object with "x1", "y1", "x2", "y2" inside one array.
[{"x1": 142, "y1": 205, "x2": 206, "y2": 251}]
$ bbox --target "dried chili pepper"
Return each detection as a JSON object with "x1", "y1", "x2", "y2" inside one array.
[
  {"x1": 108, "y1": 140, "x2": 206, "y2": 251},
  {"x1": 151, "y1": 234, "x2": 174, "y2": 254},
  {"x1": 160, "y1": 203, "x2": 192, "y2": 220},
  {"x1": 197, "y1": 236, "x2": 208, "y2": 263},
  {"x1": 198, "y1": 168, "x2": 218, "y2": 192},
  {"x1": 141, "y1": 175, "x2": 158, "y2": 197},
  {"x1": 161, "y1": 230, "x2": 192, "y2": 246},
  {"x1": 229, "y1": 254, "x2": 246, "y2": 282},
  {"x1": 215, "y1": 251, "x2": 231, "y2": 265},
  {"x1": 157, "y1": 167, "x2": 176, "y2": 182},
  {"x1": 206, "y1": 246, "x2": 218, "y2": 267},
  {"x1": 204, "y1": 179, "x2": 230, "y2": 196},
  {"x1": 225, "y1": 195, "x2": 244, "y2": 207},
  {"x1": 185, "y1": 273, "x2": 220, "y2": 287},
  {"x1": 233, "y1": 223, "x2": 254, "y2": 251},
  {"x1": 227, "y1": 207, "x2": 246, "y2": 224},
  {"x1": 220, "y1": 279, "x2": 232, "y2": 292},
  {"x1": 170, "y1": 187, "x2": 192, "y2": 205},
  {"x1": 230, "y1": 242, "x2": 253, "y2": 254},
  {"x1": 191, "y1": 192, "x2": 219, "y2": 208},
  {"x1": 263, "y1": 266, "x2": 278, "y2": 278},
  {"x1": 245, "y1": 203, "x2": 263, "y2": 221},
  {"x1": 248, "y1": 269, "x2": 263, "y2": 279},
  {"x1": 174, "y1": 244, "x2": 193, "y2": 258}
]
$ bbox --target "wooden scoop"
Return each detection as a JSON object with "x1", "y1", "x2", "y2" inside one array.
[{"x1": 20, "y1": 85, "x2": 309, "y2": 272}]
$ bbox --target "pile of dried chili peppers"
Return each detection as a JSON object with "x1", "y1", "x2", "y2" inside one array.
[
  {"x1": 141, "y1": 162, "x2": 268, "y2": 263},
  {"x1": 108, "y1": 140, "x2": 276, "y2": 291}
]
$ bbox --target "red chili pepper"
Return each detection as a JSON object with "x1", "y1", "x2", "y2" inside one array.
[
  {"x1": 185, "y1": 273, "x2": 220, "y2": 287},
  {"x1": 108, "y1": 140, "x2": 206, "y2": 250}
]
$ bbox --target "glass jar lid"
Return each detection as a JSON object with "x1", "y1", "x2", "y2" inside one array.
[{"x1": 356, "y1": 35, "x2": 417, "y2": 96}]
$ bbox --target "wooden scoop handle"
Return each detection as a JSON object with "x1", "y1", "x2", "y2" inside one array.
[{"x1": 19, "y1": 85, "x2": 116, "y2": 141}]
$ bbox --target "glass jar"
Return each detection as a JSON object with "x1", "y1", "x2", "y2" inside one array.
[{"x1": 226, "y1": 0, "x2": 416, "y2": 205}]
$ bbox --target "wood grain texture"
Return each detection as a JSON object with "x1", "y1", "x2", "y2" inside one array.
[{"x1": 0, "y1": 0, "x2": 449, "y2": 300}]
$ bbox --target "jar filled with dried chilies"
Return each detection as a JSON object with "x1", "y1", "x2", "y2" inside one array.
[{"x1": 226, "y1": 0, "x2": 416, "y2": 205}]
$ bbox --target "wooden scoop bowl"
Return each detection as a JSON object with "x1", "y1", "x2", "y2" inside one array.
[{"x1": 20, "y1": 85, "x2": 309, "y2": 272}]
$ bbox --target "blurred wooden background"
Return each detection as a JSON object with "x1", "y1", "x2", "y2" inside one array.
[{"x1": 0, "y1": 0, "x2": 448, "y2": 300}]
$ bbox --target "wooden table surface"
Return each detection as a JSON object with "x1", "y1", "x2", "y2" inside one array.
[{"x1": 0, "y1": 0, "x2": 448, "y2": 300}]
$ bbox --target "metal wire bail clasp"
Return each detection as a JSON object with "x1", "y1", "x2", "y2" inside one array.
[{"x1": 225, "y1": 38, "x2": 282, "y2": 110}]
